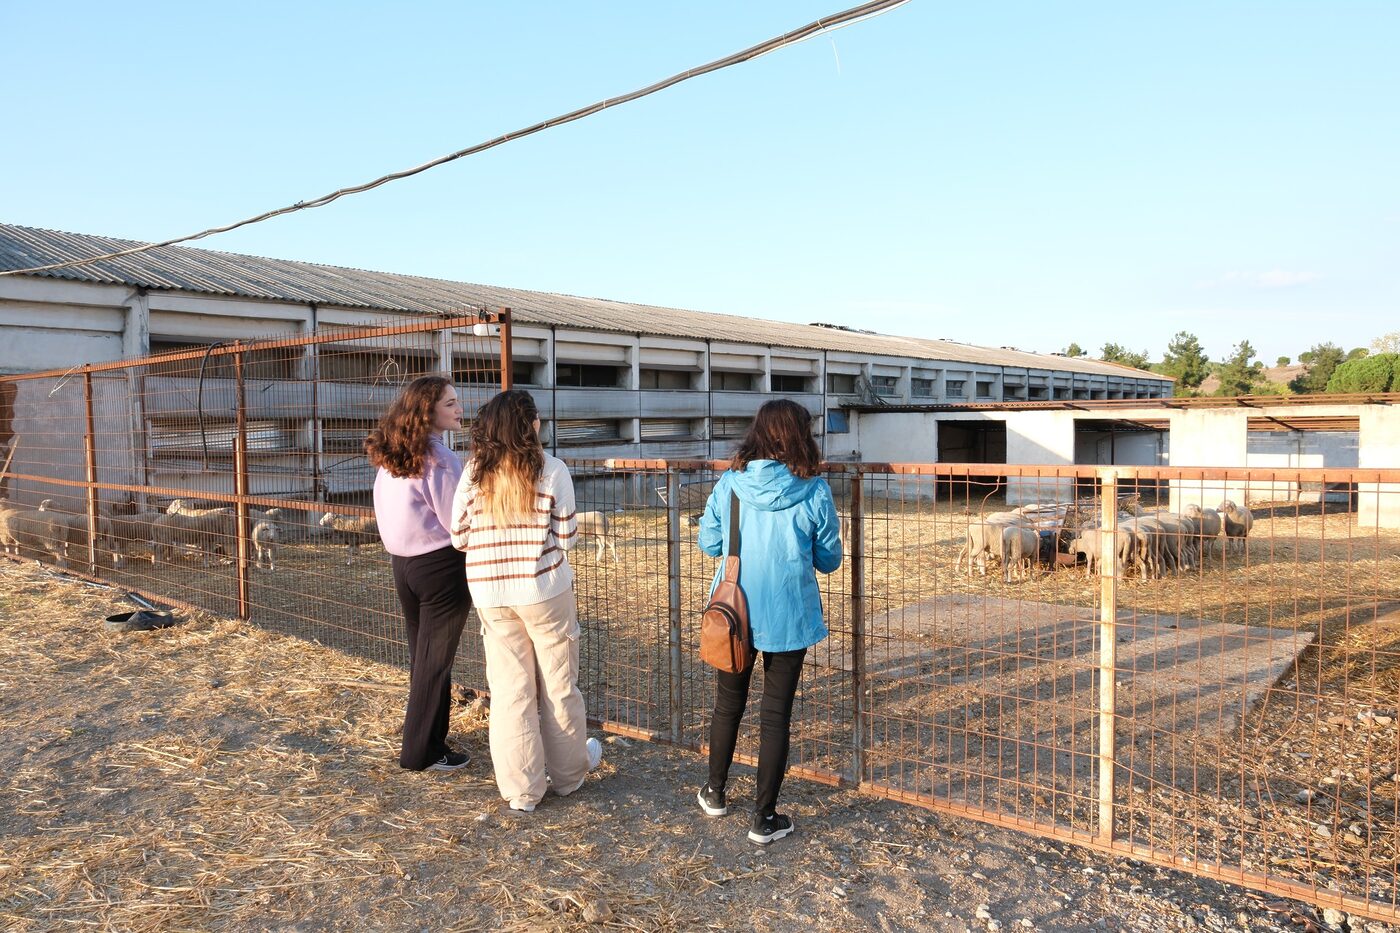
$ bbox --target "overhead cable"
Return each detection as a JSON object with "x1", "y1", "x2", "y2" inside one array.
[{"x1": 0, "y1": 0, "x2": 913, "y2": 278}]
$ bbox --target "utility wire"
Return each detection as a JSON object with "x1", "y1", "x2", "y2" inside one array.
[{"x1": 1, "y1": 0, "x2": 912, "y2": 278}]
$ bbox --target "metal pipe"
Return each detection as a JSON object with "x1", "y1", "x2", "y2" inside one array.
[
  {"x1": 1096, "y1": 468, "x2": 1119, "y2": 844},
  {"x1": 666, "y1": 467, "x2": 683, "y2": 744},
  {"x1": 849, "y1": 465, "x2": 866, "y2": 783},
  {"x1": 82, "y1": 368, "x2": 99, "y2": 573},
  {"x1": 233, "y1": 344, "x2": 251, "y2": 620},
  {"x1": 498, "y1": 309, "x2": 513, "y2": 391}
]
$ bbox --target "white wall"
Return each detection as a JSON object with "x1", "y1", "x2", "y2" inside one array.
[
  {"x1": 850, "y1": 412, "x2": 939, "y2": 462},
  {"x1": 1246, "y1": 431, "x2": 1360, "y2": 502},
  {"x1": 1168, "y1": 410, "x2": 1249, "y2": 511},
  {"x1": 1358, "y1": 408, "x2": 1400, "y2": 530},
  {"x1": 1005, "y1": 411, "x2": 1075, "y2": 504}
]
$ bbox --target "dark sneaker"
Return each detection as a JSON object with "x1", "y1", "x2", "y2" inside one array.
[
  {"x1": 427, "y1": 751, "x2": 471, "y2": 771},
  {"x1": 748, "y1": 811, "x2": 794, "y2": 845},
  {"x1": 697, "y1": 783, "x2": 728, "y2": 817}
]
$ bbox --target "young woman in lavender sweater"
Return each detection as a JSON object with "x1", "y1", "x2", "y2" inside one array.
[{"x1": 366, "y1": 376, "x2": 472, "y2": 772}]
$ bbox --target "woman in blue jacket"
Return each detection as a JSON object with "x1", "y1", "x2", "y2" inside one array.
[{"x1": 696, "y1": 399, "x2": 843, "y2": 844}]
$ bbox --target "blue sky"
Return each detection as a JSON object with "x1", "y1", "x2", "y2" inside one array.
[{"x1": 3, "y1": 1, "x2": 1396, "y2": 364}]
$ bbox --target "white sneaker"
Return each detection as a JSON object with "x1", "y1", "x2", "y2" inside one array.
[
  {"x1": 508, "y1": 799, "x2": 536, "y2": 813},
  {"x1": 586, "y1": 737, "x2": 602, "y2": 771}
]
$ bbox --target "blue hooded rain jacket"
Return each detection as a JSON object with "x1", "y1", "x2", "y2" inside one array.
[{"x1": 698, "y1": 460, "x2": 843, "y2": 653}]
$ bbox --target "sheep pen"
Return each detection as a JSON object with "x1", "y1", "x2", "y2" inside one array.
[
  {"x1": 5, "y1": 562, "x2": 1398, "y2": 932},
  {"x1": 2, "y1": 482, "x2": 1398, "y2": 923}
]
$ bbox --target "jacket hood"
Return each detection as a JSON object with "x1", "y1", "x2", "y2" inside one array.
[{"x1": 728, "y1": 460, "x2": 821, "y2": 511}]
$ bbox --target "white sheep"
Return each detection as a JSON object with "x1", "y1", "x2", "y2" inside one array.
[
  {"x1": 1183, "y1": 504, "x2": 1224, "y2": 560},
  {"x1": 252, "y1": 519, "x2": 281, "y2": 571},
  {"x1": 319, "y1": 512, "x2": 379, "y2": 566},
  {"x1": 576, "y1": 510, "x2": 619, "y2": 563},
  {"x1": 1000, "y1": 524, "x2": 1042, "y2": 583},
  {"x1": 1218, "y1": 500, "x2": 1254, "y2": 553},
  {"x1": 110, "y1": 511, "x2": 165, "y2": 564},
  {"x1": 956, "y1": 511, "x2": 1026, "y2": 578},
  {"x1": 152, "y1": 510, "x2": 235, "y2": 567}
]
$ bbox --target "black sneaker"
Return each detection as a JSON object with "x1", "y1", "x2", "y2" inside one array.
[
  {"x1": 697, "y1": 783, "x2": 728, "y2": 817},
  {"x1": 427, "y1": 751, "x2": 471, "y2": 771},
  {"x1": 748, "y1": 811, "x2": 794, "y2": 845}
]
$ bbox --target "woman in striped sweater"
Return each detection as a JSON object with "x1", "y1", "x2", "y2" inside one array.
[{"x1": 450, "y1": 389, "x2": 602, "y2": 812}]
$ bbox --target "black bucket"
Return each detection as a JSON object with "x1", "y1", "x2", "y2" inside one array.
[{"x1": 104, "y1": 610, "x2": 180, "y2": 633}]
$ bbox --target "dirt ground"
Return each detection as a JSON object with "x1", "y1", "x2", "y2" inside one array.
[{"x1": 3, "y1": 562, "x2": 1398, "y2": 933}]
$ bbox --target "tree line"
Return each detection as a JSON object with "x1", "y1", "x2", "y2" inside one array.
[{"x1": 1060, "y1": 332, "x2": 1400, "y2": 397}]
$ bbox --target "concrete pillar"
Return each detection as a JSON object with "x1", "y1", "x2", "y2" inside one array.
[
  {"x1": 1358, "y1": 407, "x2": 1400, "y2": 530},
  {"x1": 1004, "y1": 411, "x2": 1075, "y2": 505},
  {"x1": 1168, "y1": 410, "x2": 1248, "y2": 512},
  {"x1": 121, "y1": 289, "x2": 150, "y2": 358}
]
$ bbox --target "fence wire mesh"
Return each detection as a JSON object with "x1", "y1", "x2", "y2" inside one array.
[{"x1": 2, "y1": 317, "x2": 1399, "y2": 923}]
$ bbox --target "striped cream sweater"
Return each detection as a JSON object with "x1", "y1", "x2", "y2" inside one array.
[{"x1": 449, "y1": 454, "x2": 579, "y2": 609}]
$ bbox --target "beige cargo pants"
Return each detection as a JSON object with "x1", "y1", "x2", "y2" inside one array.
[{"x1": 476, "y1": 588, "x2": 590, "y2": 808}]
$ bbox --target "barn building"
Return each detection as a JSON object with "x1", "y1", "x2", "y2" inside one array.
[{"x1": 1, "y1": 223, "x2": 1394, "y2": 527}]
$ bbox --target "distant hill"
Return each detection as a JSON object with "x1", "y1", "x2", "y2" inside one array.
[{"x1": 1197, "y1": 363, "x2": 1304, "y2": 396}]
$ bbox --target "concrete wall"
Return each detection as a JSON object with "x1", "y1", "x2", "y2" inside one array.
[
  {"x1": 1005, "y1": 411, "x2": 1075, "y2": 505},
  {"x1": 1246, "y1": 431, "x2": 1360, "y2": 502},
  {"x1": 1074, "y1": 431, "x2": 1165, "y2": 466},
  {"x1": 1168, "y1": 410, "x2": 1248, "y2": 511},
  {"x1": 850, "y1": 412, "x2": 939, "y2": 463},
  {"x1": 1358, "y1": 408, "x2": 1400, "y2": 530}
]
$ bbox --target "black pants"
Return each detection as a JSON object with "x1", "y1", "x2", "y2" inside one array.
[
  {"x1": 391, "y1": 545, "x2": 470, "y2": 770},
  {"x1": 707, "y1": 648, "x2": 806, "y2": 815}
]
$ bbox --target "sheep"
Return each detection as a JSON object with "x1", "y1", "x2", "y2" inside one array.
[
  {"x1": 957, "y1": 511, "x2": 1026, "y2": 578},
  {"x1": 252, "y1": 519, "x2": 281, "y2": 571},
  {"x1": 109, "y1": 510, "x2": 165, "y2": 564},
  {"x1": 1000, "y1": 524, "x2": 1042, "y2": 583},
  {"x1": 1072, "y1": 525, "x2": 1134, "y2": 579},
  {"x1": 166, "y1": 498, "x2": 232, "y2": 518},
  {"x1": 1183, "y1": 504, "x2": 1224, "y2": 560},
  {"x1": 152, "y1": 510, "x2": 236, "y2": 567},
  {"x1": 46, "y1": 512, "x2": 126, "y2": 570},
  {"x1": 0, "y1": 500, "x2": 23, "y2": 556},
  {"x1": 575, "y1": 510, "x2": 619, "y2": 563},
  {"x1": 320, "y1": 512, "x2": 379, "y2": 566},
  {"x1": 1218, "y1": 500, "x2": 1254, "y2": 553},
  {"x1": 0, "y1": 508, "x2": 120, "y2": 570}
]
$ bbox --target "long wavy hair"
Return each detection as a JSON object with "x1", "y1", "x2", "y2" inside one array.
[
  {"x1": 732, "y1": 399, "x2": 821, "y2": 479},
  {"x1": 469, "y1": 389, "x2": 543, "y2": 528},
  {"x1": 364, "y1": 376, "x2": 453, "y2": 479}
]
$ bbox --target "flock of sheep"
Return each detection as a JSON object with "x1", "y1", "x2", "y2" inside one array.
[
  {"x1": 0, "y1": 497, "x2": 383, "y2": 573},
  {"x1": 958, "y1": 499, "x2": 1256, "y2": 584},
  {"x1": 0, "y1": 497, "x2": 621, "y2": 574}
]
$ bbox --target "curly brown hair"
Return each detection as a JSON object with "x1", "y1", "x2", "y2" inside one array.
[
  {"x1": 469, "y1": 389, "x2": 544, "y2": 528},
  {"x1": 364, "y1": 376, "x2": 453, "y2": 478},
  {"x1": 732, "y1": 399, "x2": 821, "y2": 479}
]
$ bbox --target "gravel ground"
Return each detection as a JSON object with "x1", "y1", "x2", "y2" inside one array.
[{"x1": 1, "y1": 560, "x2": 1396, "y2": 932}]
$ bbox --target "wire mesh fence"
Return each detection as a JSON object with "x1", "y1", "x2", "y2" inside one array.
[{"x1": 2, "y1": 316, "x2": 1399, "y2": 922}]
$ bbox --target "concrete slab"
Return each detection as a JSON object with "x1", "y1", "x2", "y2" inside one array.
[{"x1": 854, "y1": 594, "x2": 1314, "y2": 804}]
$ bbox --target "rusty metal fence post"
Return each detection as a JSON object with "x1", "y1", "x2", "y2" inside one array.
[
  {"x1": 850, "y1": 465, "x2": 866, "y2": 784},
  {"x1": 81, "y1": 368, "x2": 98, "y2": 573},
  {"x1": 1097, "y1": 468, "x2": 1119, "y2": 844},
  {"x1": 233, "y1": 344, "x2": 251, "y2": 621},
  {"x1": 497, "y1": 309, "x2": 513, "y2": 390},
  {"x1": 666, "y1": 466, "x2": 683, "y2": 744}
]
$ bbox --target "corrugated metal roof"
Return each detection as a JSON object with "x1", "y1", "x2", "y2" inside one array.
[{"x1": 0, "y1": 223, "x2": 1164, "y2": 380}]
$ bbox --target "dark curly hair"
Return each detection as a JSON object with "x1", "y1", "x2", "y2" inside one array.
[
  {"x1": 732, "y1": 399, "x2": 821, "y2": 479},
  {"x1": 468, "y1": 389, "x2": 543, "y2": 527},
  {"x1": 364, "y1": 376, "x2": 453, "y2": 478}
]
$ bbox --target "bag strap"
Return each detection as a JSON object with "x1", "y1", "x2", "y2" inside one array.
[{"x1": 723, "y1": 492, "x2": 741, "y2": 582}]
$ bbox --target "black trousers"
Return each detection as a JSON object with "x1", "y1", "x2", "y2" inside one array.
[
  {"x1": 707, "y1": 647, "x2": 806, "y2": 815},
  {"x1": 391, "y1": 545, "x2": 470, "y2": 770}
]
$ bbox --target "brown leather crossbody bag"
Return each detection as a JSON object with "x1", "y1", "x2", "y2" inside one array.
[{"x1": 699, "y1": 493, "x2": 755, "y2": 673}]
